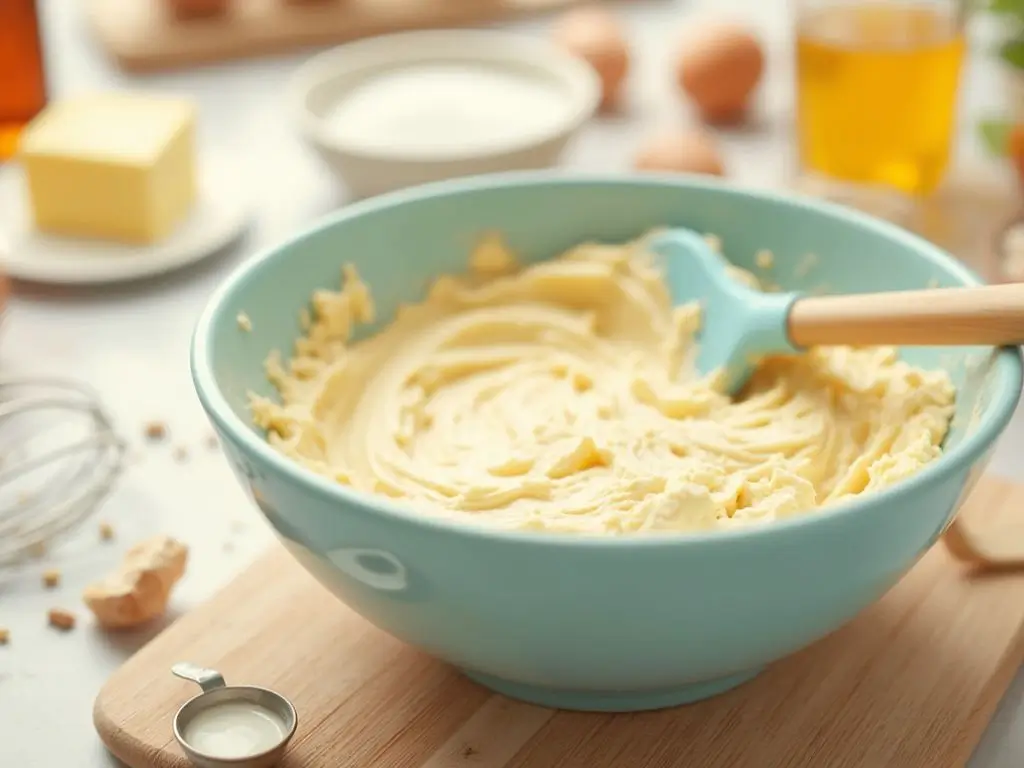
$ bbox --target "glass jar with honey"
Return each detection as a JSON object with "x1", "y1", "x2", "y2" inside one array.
[
  {"x1": 794, "y1": 0, "x2": 967, "y2": 200},
  {"x1": 0, "y1": 0, "x2": 47, "y2": 161}
]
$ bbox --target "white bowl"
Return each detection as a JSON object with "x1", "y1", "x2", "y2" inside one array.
[{"x1": 288, "y1": 30, "x2": 601, "y2": 199}]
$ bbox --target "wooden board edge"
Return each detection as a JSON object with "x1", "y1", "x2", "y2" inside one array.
[
  {"x1": 94, "y1": 690, "x2": 174, "y2": 767},
  {"x1": 86, "y1": 16, "x2": 486, "y2": 76},
  {"x1": 951, "y1": 616, "x2": 1024, "y2": 766},
  {"x1": 81, "y1": 0, "x2": 586, "y2": 74}
]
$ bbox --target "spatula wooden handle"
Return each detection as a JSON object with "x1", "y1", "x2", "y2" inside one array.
[{"x1": 787, "y1": 283, "x2": 1024, "y2": 348}]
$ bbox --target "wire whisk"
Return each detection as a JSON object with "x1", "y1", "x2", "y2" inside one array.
[{"x1": 0, "y1": 376, "x2": 126, "y2": 568}]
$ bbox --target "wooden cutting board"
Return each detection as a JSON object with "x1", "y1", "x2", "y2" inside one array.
[
  {"x1": 83, "y1": 0, "x2": 588, "y2": 73},
  {"x1": 94, "y1": 475, "x2": 1024, "y2": 768}
]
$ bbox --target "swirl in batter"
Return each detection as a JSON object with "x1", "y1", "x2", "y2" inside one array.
[{"x1": 251, "y1": 236, "x2": 955, "y2": 535}]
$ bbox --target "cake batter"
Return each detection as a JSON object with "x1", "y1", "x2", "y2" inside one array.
[{"x1": 251, "y1": 235, "x2": 955, "y2": 534}]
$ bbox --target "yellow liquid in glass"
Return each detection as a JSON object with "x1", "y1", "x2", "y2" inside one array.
[{"x1": 796, "y1": 2, "x2": 965, "y2": 195}]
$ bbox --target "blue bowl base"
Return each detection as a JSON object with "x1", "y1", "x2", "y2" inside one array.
[{"x1": 461, "y1": 667, "x2": 763, "y2": 712}]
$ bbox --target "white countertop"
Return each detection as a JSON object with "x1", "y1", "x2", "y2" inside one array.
[{"x1": 2, "y1": 1, "x2": 1023, "y2": 765}]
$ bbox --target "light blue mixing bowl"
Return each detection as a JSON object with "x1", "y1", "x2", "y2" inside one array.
[{"x1": 191, "y1": 173, "x2": 1022, "y2": 712}]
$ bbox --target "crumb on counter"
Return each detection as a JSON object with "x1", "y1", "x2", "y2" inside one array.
[
  {"x1": 205, "y1": 433, "x2": 219, "y2": 449},
  {"x1": 98, "y1": 521, "x2": 115, "y2": 541},
  {"x1": 755, "y1": 249, "x2": 774, "y2": 270},
  {"x1": 0, "y1": 628, "x2": 9, "y2": 645},
  {"x1": 237, "y1": 312, "x2": 253, "y2": 332},
  {"x1": 42, "y1": 569, "x2": 60, "y2": 589},
  {"x1": 144, "y1": 421, "x2": 167, "y2": 441},
  {"x1": 173, "y1": 445, "x2": 189, "y2": 462},
  {"x1": 48, "y1": 608, "x2": 75, "y2": 631}
]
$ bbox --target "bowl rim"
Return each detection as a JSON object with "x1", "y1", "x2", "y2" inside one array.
[
  {"x1": 287, "y1": 29, "x2": 602, "y2": 165},
  {"x1": 191, "y1": 171, "x2": 1024, "y2": 548}
]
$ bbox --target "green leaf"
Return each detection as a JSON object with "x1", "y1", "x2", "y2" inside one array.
[
  {"x1": 988, "y1": 0, "x2": 1024, "y2": 14},
  {"x1": 979, "y1": 119, "x2": 1013, "y2": 156},
  {"x1": 1000, "y1": 38, "x2": 1024, "y2": 69}
]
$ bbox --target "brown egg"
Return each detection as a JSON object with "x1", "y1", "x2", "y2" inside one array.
[
  {"x1": 633, "y1": 131, "x2": 725, "y2": 176},
  {"x1": 552, "y1": 6, "x2": 631, "y2": 111},
  {"x1": 675, "y1": 21, "x2": 765, "y2": 124}
]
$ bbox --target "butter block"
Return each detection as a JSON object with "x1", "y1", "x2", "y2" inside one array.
[{"x1": 18, "y1": 92, "x2": 197, "y2": 244}]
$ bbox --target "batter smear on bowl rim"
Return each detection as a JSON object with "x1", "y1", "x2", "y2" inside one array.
[{"x1": 250, "y1": 234, "x2": 955, "y2": 535}]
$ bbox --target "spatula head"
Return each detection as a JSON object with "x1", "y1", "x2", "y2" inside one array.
[{"x1": 647, "y1": 228, "x2": 800, "y2": 393}]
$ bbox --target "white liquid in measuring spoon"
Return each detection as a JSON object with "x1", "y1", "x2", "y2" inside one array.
[
  {"x1": 326, "y1": 64, "x2": 574, "y2": 155},
  {"x1": 183, "y1": 701, "x2": 287, "y2": 759}
]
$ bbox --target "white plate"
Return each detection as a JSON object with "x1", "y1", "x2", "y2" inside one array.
[{"x1": 0, "y1": 162, "x2": 250, "y2": 285}]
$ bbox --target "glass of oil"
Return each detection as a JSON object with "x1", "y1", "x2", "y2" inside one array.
[{"x1": 794, "y1": 0, "x2": 967, "y2": 208}]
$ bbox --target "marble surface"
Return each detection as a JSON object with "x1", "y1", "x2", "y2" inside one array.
[{"x1": 1, "y1": 1, "x2": 1023, "y2": 766}]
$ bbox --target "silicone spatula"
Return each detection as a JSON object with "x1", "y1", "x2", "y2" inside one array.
[{"x1": 648, "y1": 228, "x2": 1024, "y2": 394}]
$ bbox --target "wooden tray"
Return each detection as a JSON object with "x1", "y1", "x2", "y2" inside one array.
[
  {"x1": 94, "y1": 475, "x2": 1024, "y2": 768},
  {"x1": 83, "y1": 0, "x2": 588, "y2": 73}
]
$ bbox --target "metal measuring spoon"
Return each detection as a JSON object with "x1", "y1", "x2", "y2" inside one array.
[{"x1": 171, "y1": 662, "x2": 297, "y2": 768}]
